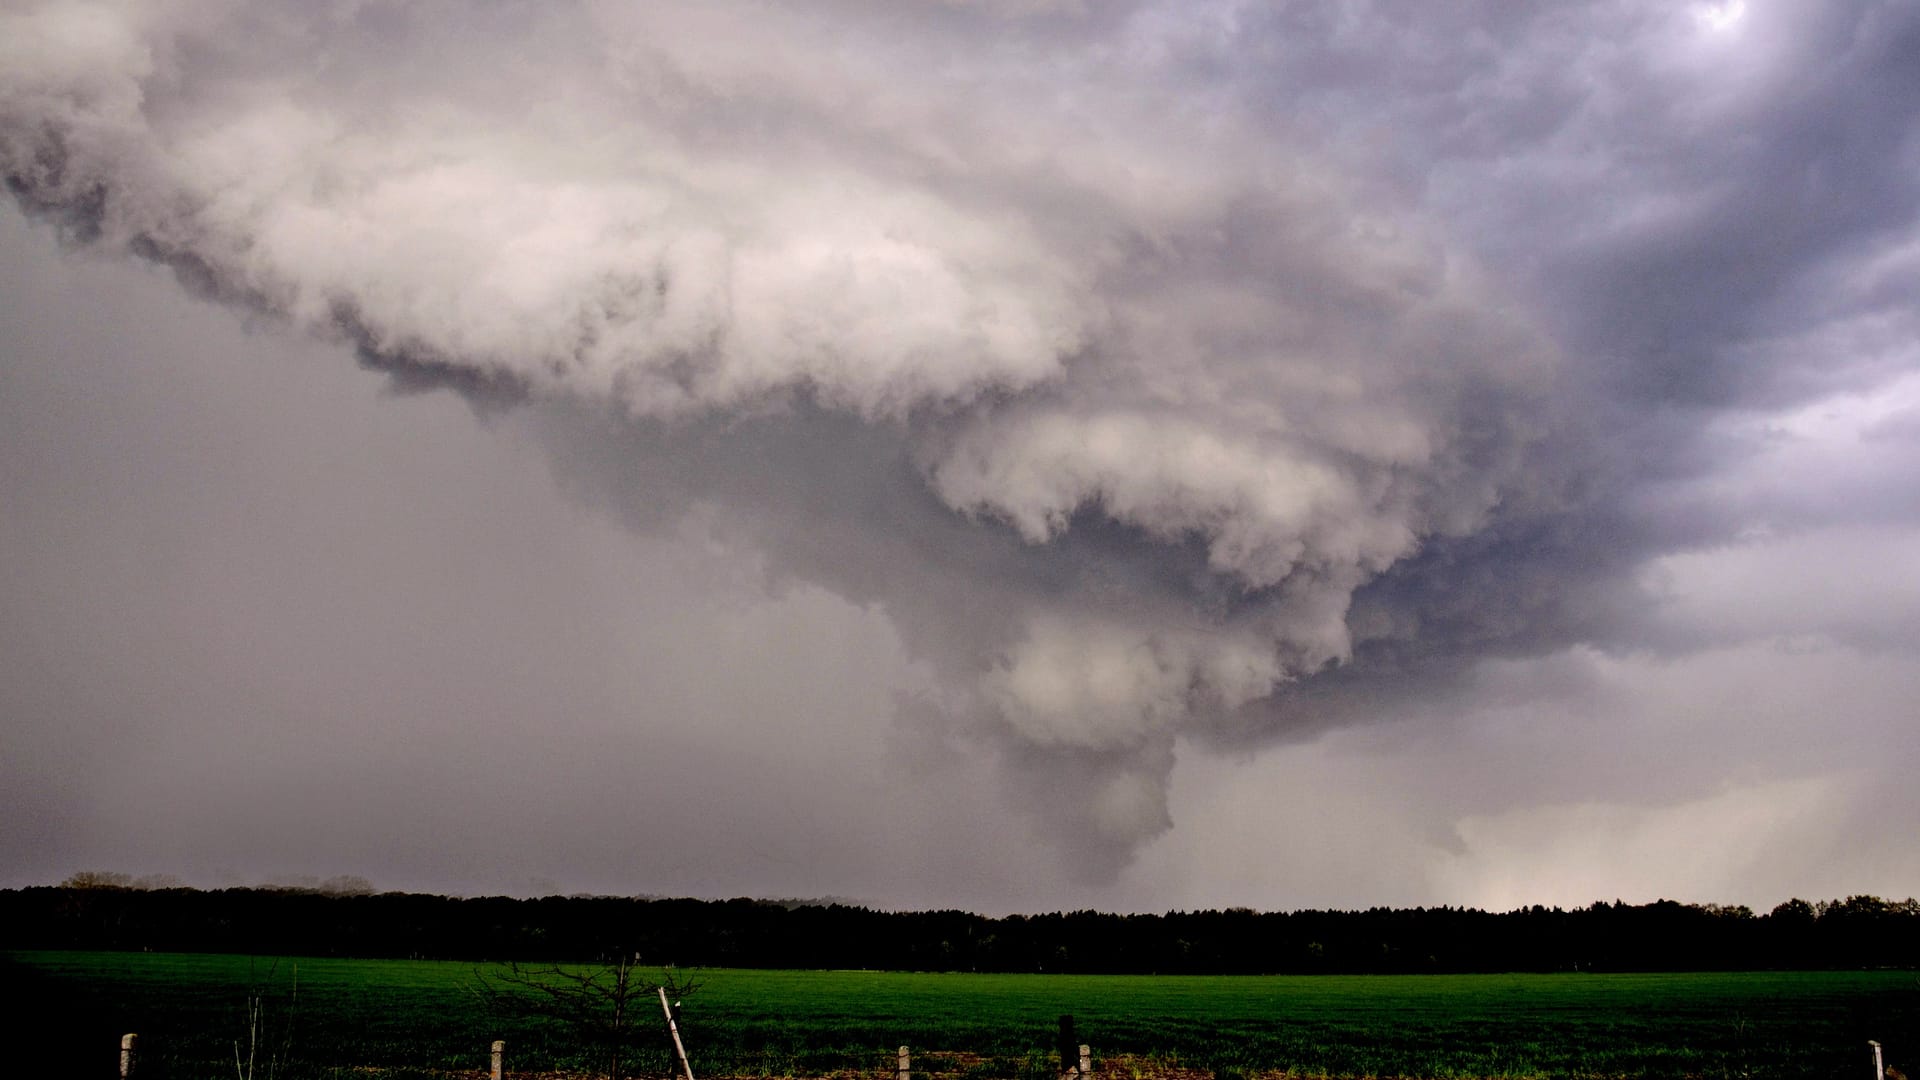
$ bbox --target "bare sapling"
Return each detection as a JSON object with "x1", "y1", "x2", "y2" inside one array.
[
  {"x1": 233, "y1": 959, "x2": 298, "y2": 1080},
  {"x1": 475, "y1": 953, "x2": 701, "y2": 1080}
]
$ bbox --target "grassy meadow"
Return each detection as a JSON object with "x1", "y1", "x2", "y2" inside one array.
[{"x1": 5, "y1": 950, "x2": 1915, "y2": 1079}]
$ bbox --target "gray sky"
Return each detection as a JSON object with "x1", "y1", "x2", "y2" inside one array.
[{"x1": 2, "y1": 0, "x2": 1916, "y2": 913}]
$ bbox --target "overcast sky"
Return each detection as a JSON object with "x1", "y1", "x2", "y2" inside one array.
[{"x1": 2, "y1": 0, "x2": 1917, "y2": 914}]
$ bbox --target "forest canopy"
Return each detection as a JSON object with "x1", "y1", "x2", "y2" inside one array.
[{"x1": 5, "y1": 885, "x2": 1916, "y2": 973}]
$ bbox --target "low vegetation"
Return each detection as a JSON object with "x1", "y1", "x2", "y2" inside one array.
[{"x1": 5, "y1": 951, "x2": 1915, "y2": 1079}]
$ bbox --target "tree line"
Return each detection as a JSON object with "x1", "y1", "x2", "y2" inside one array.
[{"x1": 4, "y1": 884, "x2": 1916, "y2": 972}]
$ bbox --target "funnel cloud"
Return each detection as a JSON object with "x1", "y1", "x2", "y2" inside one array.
[{"x1": 3, "y1": 0, "x2": 1918, "y2": 908}]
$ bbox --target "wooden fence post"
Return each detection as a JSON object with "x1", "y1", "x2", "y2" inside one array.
[
  {"x1": 1870, "y1": 1041, "x2": 1884, "y2": 1080},
  {"x1": 898, "y1": 1045, "x2": 911, "y2": 1080},
  {"x1": 1079, "y1": 1044, "x2": 1091, "y2": 1080},
  {"x1": 660, "y1": 985, "x2": 695, "y2": 1080},
  {"x1": 491, "y1": 1039, "x2": 505, "y2": 1080},
  {"x1": 1057, "y1": 1016, "x2": 1077, "y2": 1080},
  {"x1": 120, "y1": 1033, "x2": 137, "y2": 1079}
]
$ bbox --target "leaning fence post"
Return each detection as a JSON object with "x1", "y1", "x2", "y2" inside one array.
[
  {"x1": 120, "y1": 1033, "x2": 138, "y2": 1078},
  {"x1": 491, "y1": 1039, "x2": 505, "y2": 1080},
  {"x1": 1080, "y1": 1044, "x2": 1091, "y2": 1079},
  {"x1": 660, "y1": 985, "x2": 695, "y2": 1080},
  {"x1": 898, "y1": 1045, "x2": 911, "y2": 1080},
  {"x1": 1870, "y1": 1041, "x2": 1884, "y2": 1080}
]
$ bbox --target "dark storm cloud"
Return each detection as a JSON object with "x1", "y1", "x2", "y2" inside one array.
[
  {"x1": 1207, "y1": 1, "x2": 1920, "y2": 403},
  {"x1": 3, "y1": 0, "x2": 1917, "y2": 897}
]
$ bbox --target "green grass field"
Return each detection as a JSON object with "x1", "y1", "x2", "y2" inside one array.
[{"x1": 5, "y1": 951, "x2": 1915, "y2": 1079}]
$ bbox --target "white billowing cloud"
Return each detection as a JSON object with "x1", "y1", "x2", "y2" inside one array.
[
  {"x1": 0, "y1": 0, "x2": 1567, "y2": 868},
  {"x1": 932, "y1": 412, "x2": 1425, "y2": 588},
  {"x1": 3, "y1": 1, "x2": 1093, "y2": 419},
  {"x1": 11, "y1": 0, "x2": 1917, "y2": 904},
  {"x1": 985, "y1": 615, "x2": 1284, "y2": 751}
]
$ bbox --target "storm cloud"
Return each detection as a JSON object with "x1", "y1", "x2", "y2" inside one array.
[{"x1": 3, "y1": 0, "x2": 1916, "y2": 908}]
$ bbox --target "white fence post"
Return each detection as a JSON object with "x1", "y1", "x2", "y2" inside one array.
[
  {"x1": 491, "y1": 1039, "x2": 505, "y2": 1080},
  {"x1": 120, "y1": 1033, "x2": 137, "y2": 1078},
  {"x1": 1079, "y1": 1044, "x2": 1091, "y2": 1080},
  {"x1": 899, "y1": 1045, "x2": 911, "y2": 1080},
  {"x1": 1870, "y1": 1041, "x2": 1884, "y2": 1080},
  {"x1": 660, "y1": 986, "x2": 695, "y2": 1080}
]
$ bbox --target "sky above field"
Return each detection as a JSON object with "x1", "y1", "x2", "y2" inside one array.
[{"x1": 2, "y1": 0, "x2": 1917, "y2": 915}]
